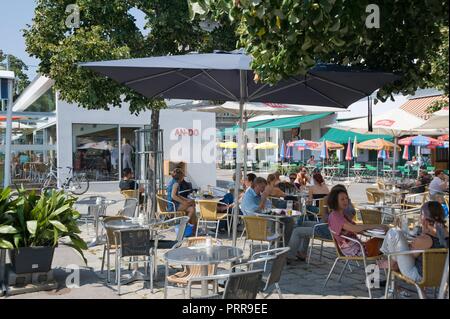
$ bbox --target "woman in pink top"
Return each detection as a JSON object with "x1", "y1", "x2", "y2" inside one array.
[{"x1": 328, "y1": 187, "x2": 388, "y2": 256}]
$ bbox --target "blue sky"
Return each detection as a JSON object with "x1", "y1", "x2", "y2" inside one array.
[
  {"x1": 0, "y1": 0, "x2": 39, "y2": 79},
  {"x1": 0, "y1": 1, "x2": 147, "y2": 80}
]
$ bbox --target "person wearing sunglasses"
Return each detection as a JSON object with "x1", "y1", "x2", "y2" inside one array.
[
  {"x1": 380, "y1": 201, "x2": 449, "y2": 283},
  {"x1": 294, "y1": 167, "x2": 310, "y2": 189}
]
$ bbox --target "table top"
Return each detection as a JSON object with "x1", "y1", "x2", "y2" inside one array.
[
  {"x1": 76, "y1": 197, "x2": 116, "y2": 206},
  {"x1": 363, "y1": 227, "x2": 418, "y2": 240},
  {"x1": 164, "y1": 245, "x2": 243, "y2": 265},
  {"x1": 104, "y1": 219, "x2": 159, "y2": 230},
  {"x1": 189, "y1": 194, "x2": 222, "y2": 201},
  {"x1": 380, "y1": 189, "x2": 409, "y2": 195},
  {"x1": 256, "y1": 208, "x2": 303, "y2": 218},
  {"x1": 357, "y1": 203, "x2": 401, "y2": 212}
]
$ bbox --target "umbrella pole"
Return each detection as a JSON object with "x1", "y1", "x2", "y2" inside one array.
[
  {"x1": 232, "y1": 71, "x2": 247, "y2": 247},
  {"x1": 243, "y1": 116, "x2": 248, "y2": 177},
  {"x1": 348, "y1": 160, "x2": 350, "y2": 182},
  {"x1": 393, "y1": 137, "x2": 398, "y2": 179},
  {"x1": 376, "y1": 158, "x2": 379, "y2": 180},
  {"x1": 418, "y1": 146, "x2": 421, "y2": 178}
]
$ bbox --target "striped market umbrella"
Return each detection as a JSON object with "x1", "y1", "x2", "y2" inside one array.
[
  {"x1": 320, "y1": 140, "x2": 329, "y2": 159},
  {"x1": 345, "y1": 137, "x2": 353, "y2": 161},
  {"x1": 345, "y1": 137, "x2": 352, "y2": 180},
  {"x1": 402, "y1": 145, "x2": 409, "y2": 160},
  {"x1": 378, "y1": 149, "x2": 387, "y2": 160},
  {"x1": 352, "y1": 136, "x2": 358, "y2": 158},
  {"x1": 285, "y1": 143, "x2": 292, "y2": 159},
  {"x1": 280, "y1": 140, "x2": 286, "y2": 161}
]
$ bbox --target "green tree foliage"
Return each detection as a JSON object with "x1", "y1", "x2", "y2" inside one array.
[
  {"x1": 188, "y1": 0, "x2": 449, "y2": 102},
  {"x1": 23, "y1": 0, "x2": 238, "y2": 115},
  {"x1": 0, "y1": 50, "x2": 31, "y2": 99}
]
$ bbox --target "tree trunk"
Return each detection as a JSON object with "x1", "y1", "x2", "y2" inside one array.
[{"x1": 149, "y1": 108, "x2": 160, "y2": 219}]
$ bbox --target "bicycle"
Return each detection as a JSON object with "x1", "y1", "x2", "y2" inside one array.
[{"x1": 42, "y1": 165, "x2": 89, "y2": 195}]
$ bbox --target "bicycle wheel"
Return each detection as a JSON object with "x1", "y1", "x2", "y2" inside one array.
[
  {"x1": 42, "y1": 175, "x2": 57, "y2": 192},
  {"x1": 67, "y1": 175, "x2": 89, "y2": 195}
]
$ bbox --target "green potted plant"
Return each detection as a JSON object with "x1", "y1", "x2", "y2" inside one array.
[{"x1": 0, "y1": 188, "x2": 87, "y2": 274}]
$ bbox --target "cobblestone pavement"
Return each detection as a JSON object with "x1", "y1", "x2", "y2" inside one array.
[{"x1": 2, "y1": 172, "x2": 421, "y2": 299}]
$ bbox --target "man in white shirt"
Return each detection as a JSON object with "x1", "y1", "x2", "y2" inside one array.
[
  {"x1": 429, "y1": 169, "x2": 449, "y2": 199},
  {"x1": 121, "y1": 139, "x2": 133, "y2": 171}
]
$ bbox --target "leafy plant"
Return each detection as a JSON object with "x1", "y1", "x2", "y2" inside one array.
[{"x1": 0, "y1": 188, "x2": 87, "y2": 263}]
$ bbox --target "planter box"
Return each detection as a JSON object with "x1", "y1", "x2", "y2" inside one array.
[{"x1": 8, "y1": 247, "x2": 55, "y2": 274}]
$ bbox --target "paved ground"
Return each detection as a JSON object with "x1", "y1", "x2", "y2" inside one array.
[{"x1": 1, "y1": 170, "x2": 420, "y2": 299}]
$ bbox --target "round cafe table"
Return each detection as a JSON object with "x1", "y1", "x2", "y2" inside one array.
[
  {"x1": 164, "y1": 245, "x2": 243, "y2": 296},
  {"x1": 76, "y1": 197, "x2": 117, "y2": 247}
]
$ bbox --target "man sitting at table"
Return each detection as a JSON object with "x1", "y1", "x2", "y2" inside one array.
[
  {"x1": 429, "y1": 170, "x2": 449, "y2": 200},
  {"x1": 259, "y1": 174, "x2": 296, "y2": 244},
  {"x1": 244, "y1": 173, "x2": 257, "y2": 190},
  {"x1": 307, "y1": 155, "x2": 316, "y2": 166},
  {"x1": 412, "y1": 170, "x2": 432, "y2": 193},
  {"x1": 119, "y1": 168, "x2": 144, "y2": 203},
  {"x1": 241, "y1": 177, "x2": 267, "y2": 215}
]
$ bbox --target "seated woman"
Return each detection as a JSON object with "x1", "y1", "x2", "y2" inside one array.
[
  {"x1": 328, "y1": 186, "x2": 389, "y2": 257},
  {"x1": 305, "y1": 172, "x2": 329, "y2": 215},
  {"x1": 288, "y1": 184, "x2": 356, "y2": 262},
  {"x1": 259, "y1": 174, "x2": 295, "y2": 243},
  {"x1": 294, "y1": 167, "x2": 309, "y2": 189},
  {"x1": 380, "y1": 201, "x2": 448, "y2": 283},
  {"x1": 167, "y1": 168, "x2": 197, "y2": 229}
]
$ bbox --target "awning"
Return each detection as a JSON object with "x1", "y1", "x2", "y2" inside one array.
[
  {"x1": 255, "y1": 112, "x2": 333, "y2": 129},
  {"x1": 221, "y1": 112, "x2": 332, "y2": 135},
  {"x1": 222, "y1": 118, "x2": 279, "y2": 135},
  {"x1": 320, "y1": 128, "x2": 393, "y2": 144}
]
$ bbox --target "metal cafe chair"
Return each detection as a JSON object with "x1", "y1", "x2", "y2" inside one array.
[
  {"x1": 117, "y1": 198, "x2": 138, "y2": 218},
  {"x1": 232, "y1": 247, "x2": 290, "y2": 299},
  {"x1": 150, "y1": 216, "x2": 189, "y2": 280},
  {"x1": 385, "y1": 248, "x2": 448, "y2": 299},
  {"x1": 324, "y1": 230, "x2": 384, "y2": 299},
  {"x1": 156, "y1": 195, "x2": 185, "y2": 219},
  {"x1": 195, "y1": 200, "x2": 231, "y2": 238},
  {"x1": 242, "y1": 216, "x2": 284, "y2": 257},
  {"x1": 114, "y1": 228, "x2": 154, "y2": 295},
  {"x1": 100, "y1": 216, "x2": 129, "y2": 283},
  {"x1": 307, "y1": 222, "x2": 333, "y2": 264},
  {"x1": 187, "y1": 270, "x2": 264, "y2": 299}
]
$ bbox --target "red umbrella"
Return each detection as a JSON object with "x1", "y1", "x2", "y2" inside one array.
[{"x1": 438, "y1": 134, "x2": 449, "y2": 141}]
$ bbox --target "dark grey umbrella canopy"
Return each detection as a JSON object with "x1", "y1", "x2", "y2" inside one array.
[{"x1": 79, "y1": 52, "x2": 400, "y2": 108}]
